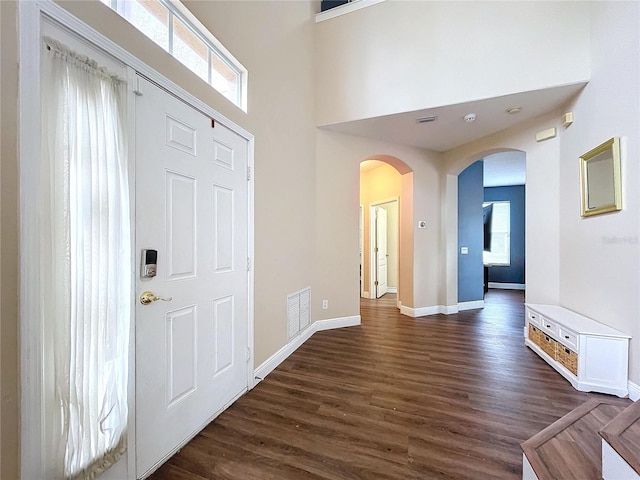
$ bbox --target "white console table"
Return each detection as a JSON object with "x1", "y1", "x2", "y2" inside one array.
[{"x1": 524, "y1": 304, "x2": 630, "y2": 397}]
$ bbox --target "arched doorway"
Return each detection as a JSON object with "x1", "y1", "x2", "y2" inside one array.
[
  {"x1": 359, "y1": 156, "x2": 413, "y2": 310},
  {"x1": 449, "y1": 148, "x2": 527, "y2": 310}
]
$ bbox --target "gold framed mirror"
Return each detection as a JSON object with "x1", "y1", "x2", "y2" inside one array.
[{"x1": 580, "y1": 137, "x2": 622, "y2": 217}]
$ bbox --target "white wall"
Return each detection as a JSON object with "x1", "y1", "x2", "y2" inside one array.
[
  {"x1": 443, "y1": 1, "x2": 640, "y2": 386},
  {"x1": 315, "y1": 1, "x2": 590, "y2": 126},
  {"x1": 314, "y1": 129, "x2": 442, "y2": 320},
  {"x1": 443, "y1": 111, "x2": 562, "y2": 309},
  {"x1": 2, "y1": 2, "x2": 637, "y2": 475},
  {"x1": 559, "y1": 1, "x2": 640, "y2": 383}
]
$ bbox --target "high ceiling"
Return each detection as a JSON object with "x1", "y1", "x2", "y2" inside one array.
[{"x1": 322, "y1": 83, "x2": 586, "y2": 153}]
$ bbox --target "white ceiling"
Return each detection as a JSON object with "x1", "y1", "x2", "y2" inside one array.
[
  {"x1": 321, "y1": 83, "x2": 586, "y2": 153},
  {"x1": 483, "y1": 151, "x2": 526, "y2": 187}
]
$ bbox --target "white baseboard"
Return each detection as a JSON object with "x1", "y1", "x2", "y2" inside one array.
[
  {"x1": 400, "y1": 305, "x2": 440, "y2": 317},
  {"x1": 254, "y1": 325, "x2": 315, "y2": 383},
  {"x1": 387, "y1": 287, "x2": 397, "y2": 293},
  {"x1": 316, "y1": 315, "x2": 361, "y2": 331},
  {"x1": 458, "y1": 300, "x2": 485, "y2": 311},
  {"x1": 628, "y1": 381, "x2": 640, "y2": 401},
  {"x1": 400, "y1": 304, "x2": 469, "y2": 316},
  {"x1": 488, "y1": 282, "x2": 526, "y2": 290},
  {"x1": 440, "y1": 305, "x2": 459, "y2": 315},
  {"x1": 399, "y1": 302, "x2": 488, "y2": 316},
  {"x1": 254, "y1": 315, "x2": 361, "y2": 384},
  {"x1": 362, "y1": 291, "x2": 370, "y2": 299}
]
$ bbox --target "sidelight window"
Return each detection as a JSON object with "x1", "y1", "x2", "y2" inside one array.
[{"x1": 41, "y1": 36, "x2": 131, "y2": 477}]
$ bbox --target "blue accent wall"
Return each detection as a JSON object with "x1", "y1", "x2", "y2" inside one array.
[
  {"x1": 458, "y1": 161, "x2": 484, "y2": 302},
  {"x1": 484, "y1": 185, "x2": 526, "y2": 285}
]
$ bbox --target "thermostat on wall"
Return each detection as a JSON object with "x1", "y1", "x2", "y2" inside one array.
[{"x1": 418, "y1": 221, "x2": 427, "y2": 229}]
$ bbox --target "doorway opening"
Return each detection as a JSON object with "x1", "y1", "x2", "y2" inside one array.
[
  {"x1": 359, "y1": 157, "x2": 410, "y2": 310},
  {"x1": 457, "y1": 150, "x2": 526, "y2": 310}
]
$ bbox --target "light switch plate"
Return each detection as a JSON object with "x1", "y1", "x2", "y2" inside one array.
[{"x1": 460, "y1": 247, "x2": 469, "y2": 255}]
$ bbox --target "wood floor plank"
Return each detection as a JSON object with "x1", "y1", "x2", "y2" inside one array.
[
  {"x1": 522, "y1": 399, "x2": 629, "y2": 479},
  {"x1": 600, "y1": 399, "x2": 640, "y2": 474},
  {"x1": 150, "y1": 290, "x2": 606, "y2": 480}
]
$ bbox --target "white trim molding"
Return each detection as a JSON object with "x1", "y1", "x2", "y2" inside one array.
[
  {"x1": 440, "y1": 305, "x2": 459, "y2": 315},
  {"x1": 458, "y1": 300, "x2": 485, "y2": 311},
  {"x1": 400, "y1": 305, "x2": 440, "y2": 318},
  {"x1": 253, "y1": 323, "x2": 316, "y2": 384},
  {"x1": 316, "y1": 315, "x2": 361, "y2": 331},
  {"x1": 488, "y1": 282, "x2": 526, "y2": 290},
  {"x1": 254, "y1": 315, "x2": 361, "y2": 385},
  {"x1": 399, "y1": 302, "x2": 488, "y2": 317},
  {"x1": 387, "y1": 287, "x2": 398, "y2": 294},
  {"x1": 400, "y1": 304, "x2": 464, "y2": 317},
  {"x1": 628, "y1": 381, "x2": 640, "y2": 401}
]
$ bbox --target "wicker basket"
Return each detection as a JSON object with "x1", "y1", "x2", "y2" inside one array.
[
  {"x1": 556, "y1": 346, "x2": 578, "y2": 376},
  {"x1": 528, "y1": 324, "x2": 542, "y2": 345},
  {"x1": 540, "y1": 334, "x2": 558, "y2": 358},
  {"x1": 529, "y1": 324, "x2": 557, "y2": 358}
]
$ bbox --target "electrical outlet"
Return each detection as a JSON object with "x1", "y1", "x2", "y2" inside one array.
[{"x1": 322, "y1": 300, "x2": 328, "y2": 310}]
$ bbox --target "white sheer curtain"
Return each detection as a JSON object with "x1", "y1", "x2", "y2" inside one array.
[{"x1": 41, "y1": 37, "x2": 131, "y2": 479}]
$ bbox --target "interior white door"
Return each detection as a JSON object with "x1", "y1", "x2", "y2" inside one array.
[
  {"x1": 134, "y1": 77, "x2": 249, "y2": 477},
  {"x1": 375, "y1": 206, "x2": 388, "y2": 298}
]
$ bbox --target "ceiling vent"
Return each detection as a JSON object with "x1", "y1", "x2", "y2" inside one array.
[{"x1": 416, "y1": 115, "x2": 438, "y2": 124}]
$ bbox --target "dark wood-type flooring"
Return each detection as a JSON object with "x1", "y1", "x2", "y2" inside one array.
[
  {"x1": 600, "y1": 398, "x2": 640, "y2": 475},
  {"x1": 151, "y1": 290, "x2": 610, "y2": 480},
  {"x1": 522, "y1": 398, "x2": 630, "y2": 479}
]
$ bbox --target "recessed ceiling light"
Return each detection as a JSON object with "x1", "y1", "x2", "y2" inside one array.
[
  {"x1": 464, "y1": 113, "x2": 476, "y2": 122},
  {"x1": 417, "y1": 115, "x2": 438, "y2": 123},
  {"x1": 507, "y1": 106, "x2": 522, "y2": 115}
]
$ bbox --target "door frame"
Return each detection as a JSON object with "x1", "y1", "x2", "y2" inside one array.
[
  {"x1": 18, "y1": 2, "x2": 255, "y2": 478},
  {"x1": 369, "y1": 197, "x2": 399, "y2": 300},
  {"x1": 359, "y1": 204, "x2": 364, "y2": 298}
]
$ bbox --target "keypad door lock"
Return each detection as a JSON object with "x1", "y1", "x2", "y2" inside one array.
[{"x1": 141, "y1": 249, "x2": 157, "y2": 278}]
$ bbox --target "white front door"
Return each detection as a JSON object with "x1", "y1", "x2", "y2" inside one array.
[
  {"x1": 375, "y1": 206, "x2": 388, "y2": 298},
  {"x1": 134, "y1": 77, "x2": 249, "y2": 477}
]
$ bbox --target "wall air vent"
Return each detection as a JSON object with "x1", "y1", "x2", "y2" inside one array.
[
  {"x1": 287, "y1": 287, "x2": 311, "y2": 341},
  {"x1": 416, "y1": 115, "x2": 438, "y2": 124}
]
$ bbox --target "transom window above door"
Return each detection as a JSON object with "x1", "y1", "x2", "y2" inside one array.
[{"x1": 100, "y1": 0, "x2": 247, "y2": 111}]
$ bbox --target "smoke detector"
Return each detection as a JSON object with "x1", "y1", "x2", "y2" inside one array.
[{"x1": 464, "y1": 113, "x2": 476, "y2": 123}]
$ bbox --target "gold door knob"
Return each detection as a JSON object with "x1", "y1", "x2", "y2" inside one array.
[{"x1": 140, "y1": 291, "x2": 173, "y2": 305}]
